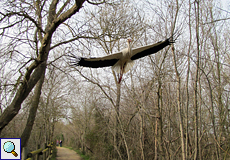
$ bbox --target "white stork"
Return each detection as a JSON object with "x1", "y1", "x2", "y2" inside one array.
[{"x1": 69, "y1": 36, "x2": 176, "y2": 83}]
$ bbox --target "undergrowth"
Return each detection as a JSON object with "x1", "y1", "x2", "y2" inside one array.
[{"x1": 50, "y1": 145, "x2": 57, "y2": 160}]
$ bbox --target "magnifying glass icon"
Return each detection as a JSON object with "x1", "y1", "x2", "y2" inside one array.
[{"x1": 3, "y1": 141, "x2": 18, "y2": 157}]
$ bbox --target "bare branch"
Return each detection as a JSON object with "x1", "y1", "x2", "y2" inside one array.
[
  {"x1": 1, "y1": 11, "x2": 45, "y2": 34},
  {"x1": 57, "y1": 0, "x2": 71, "y2": 17},
  {"x1": 50, "y1": 36, "x2": 99, "y2": 50},
  {"x1": 0, "y1": 18, "x2": 25, "y2": 30},
  {"x1": 35, "y1": 0, "x2": 44, "y2": 41},
  {"x1": 51, "y1": 1, "x2": 85, "y2": 31},
  {"x1": 203, "y1": 17, "x2": 230, "y2": 25},
  {"x1": 73, "y1": 68, "x2": 115, "y2": 107}
]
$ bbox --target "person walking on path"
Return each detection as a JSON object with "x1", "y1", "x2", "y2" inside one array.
[{"x1": 59, "y1": 140, "x2": 62, "y2": 147}]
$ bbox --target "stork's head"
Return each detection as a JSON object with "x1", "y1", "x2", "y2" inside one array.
[
  {"x1": 127, "y1": 38, "x2": 132, "y2": 43},
  {"x1": 126, "y1": 38, "x2": 132, "y2": 54},
  {"x1": 127, "y1": 38, "x2": 132, "y2": 49}
]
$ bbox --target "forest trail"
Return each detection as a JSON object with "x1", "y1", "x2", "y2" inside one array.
[{"x1": 56, "y1": 147, "x2": 82, "y2": 160}]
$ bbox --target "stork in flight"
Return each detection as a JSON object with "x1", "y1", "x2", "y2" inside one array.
[{"x1": 68, "y1": 35, "x2": 176, "y2": 83}]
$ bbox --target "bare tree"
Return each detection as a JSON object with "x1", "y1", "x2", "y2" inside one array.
[
  {"x1": 0, "y1": 0, "x2": 89, "y2": 134},
  {"x1": 68, "y1": 2, "x2": 145, "y2": 159},
  {"x1": 170, "y1": 1, "x2": 185, "y2": 158}
]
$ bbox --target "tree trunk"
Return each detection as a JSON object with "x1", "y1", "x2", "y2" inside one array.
[
  {"x1": 139, "y1": 111, "x2": 145, "y2": 160},
  {"x1": 202, "y1": 70, "x2": 219, "y2": 159},
  {"x1": 194, "y1": 1, "x2": 200, "y2": 159},
  {"x1": 171, "y1": 45, "x2": 186, "y2": 160},
  {"x1": 21, "y1": 70, "x2": 46, "y2": 148},
  {"x1": 114, "y1": 82, "x2": 121, "y2": 158},
  {"x1": 0, "y1": 61, "x2": 47, "y2": 134},
  {"x1": 186, "y1": 1, "x2": 192, "y2": 158},
  {"x1": 154, "y1": 117, "x2": 158, "y2": 160},
  {"x1": 155, "y1": 80, "x2": 164, "y2": 160}
]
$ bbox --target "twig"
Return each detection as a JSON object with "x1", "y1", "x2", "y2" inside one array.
[{"x1": 214, "y1": 137, "x2": 230, "y2": 156}]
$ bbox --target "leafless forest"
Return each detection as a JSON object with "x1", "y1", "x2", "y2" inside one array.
[{"x1": 0, "y1": 0, "x2": 230, "y2": 159}]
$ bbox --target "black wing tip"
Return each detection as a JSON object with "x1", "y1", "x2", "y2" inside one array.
[
  {"x1": 168, "y1": 37, "x2": 175, "y2": 44},
  {"x1": 168, "y1": 29, "x2": 182, "y2": 44},
  {"x1": 66, "y1": 53, "x2": 82, "y2": 66}
]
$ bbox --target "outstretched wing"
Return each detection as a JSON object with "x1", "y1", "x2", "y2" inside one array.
[
  {"x1": 131, "y1": 37, "x2": 174, "y2": 61},
  {"x1": 68, "y1": 52, "x2": 122, "y2": 68}
]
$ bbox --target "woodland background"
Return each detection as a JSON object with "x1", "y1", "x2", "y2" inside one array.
[{"x1": 0, "y1": 0, "x2": 230, "y2": 159}]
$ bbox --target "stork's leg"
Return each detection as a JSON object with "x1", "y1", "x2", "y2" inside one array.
[
  {"x1": 118, "y1": 73, "x2": 123, "y2": 84},
  {"x1": 118, "y1": 66, "x2": 124, "y2": 84}
]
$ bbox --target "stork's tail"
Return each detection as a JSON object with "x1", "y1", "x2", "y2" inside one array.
[{"x1": 112, "y1": 59, "x2": 135, "y2": 73}]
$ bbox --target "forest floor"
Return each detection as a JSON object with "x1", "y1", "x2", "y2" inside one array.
[{"x1": 56, "y1": 146, "x2": 82, "y2": 160}]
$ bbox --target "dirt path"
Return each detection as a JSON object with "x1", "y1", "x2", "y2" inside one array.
[{"x1": 56, "y1": 147, "x2": 82, "y2": 160}]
